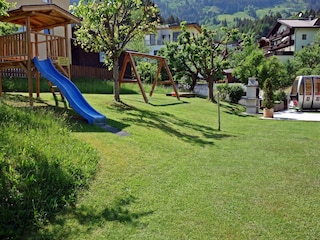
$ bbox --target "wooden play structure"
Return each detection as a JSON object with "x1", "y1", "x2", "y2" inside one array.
[
  {"x1": 0, "y1": 4, "x2": 180, "y2": 106},
  {"x1": 0, "y1": 4, "x2": 80, "y2": 106},
  {"x1": 119, "y1": 51, "x2": 180, "y2": 103}
]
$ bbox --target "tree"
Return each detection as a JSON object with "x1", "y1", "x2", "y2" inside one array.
[
  {"x1": 262, "y1": 77, "x2": 274, "y2": 109},
  {"x1": 0, "y1": 0, "x2": 17, "y2": 36},
  {"x1": 71, "y1": 0, "x2": 160, "y2": 102},
  {"x1": 159, "y1": 39, "x2": 200, "y2": 91},
  {"x1": 0, "y1": 0, "x2": 10, "y2": 16},
  {"x1": 161, "y1": 21, "x2": 240, "y2": 102},
  {"x1": 232, "y1": 41, "x2": 285, "y2": 89}
]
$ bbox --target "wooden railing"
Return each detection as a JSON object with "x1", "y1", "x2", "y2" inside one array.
[
  {"x1": 0, "y1": 31, "x2": 67, "y2": 62},
  {"x1": 1, "y1": 65, "x2": 112, "y2": 80},
  {"x1": 0, "y1": 32, "x2": 28, "y2": 61}
]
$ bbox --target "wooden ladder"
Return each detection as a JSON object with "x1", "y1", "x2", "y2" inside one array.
[{"x1": 46, "y1": 80, "x2": 68, "y2": 108}]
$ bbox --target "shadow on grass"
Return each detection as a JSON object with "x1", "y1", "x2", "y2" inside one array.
[
  {"x1": 108, "y1": 101, "x2": 232, "y2": 145},
  {"x1": 149, "y1": 100, "x2": 190, "y2": 107},
  {"x1": 2, "y1": 93, "x2": 130, "y2": 133},
  {"x1": 221, "y1": 102, "x2": 258, "y2": 118},
  {"x1": 37, "y1": 195, "x2": 153, "y2": 239},
  {"x1": 76, "y1": 195, "x2": 153, "y2": 224}
]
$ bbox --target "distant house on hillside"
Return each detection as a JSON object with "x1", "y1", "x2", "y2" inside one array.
[
  {"x1": 144, "y1": 23, "x2": 201, "y2": 55},
  {"x1": 261, "y1": 16, "x2": 320, "y2": 61}
]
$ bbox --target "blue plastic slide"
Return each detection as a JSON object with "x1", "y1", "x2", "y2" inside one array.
[{"x1": 33, "y1": 57, "x2": 107, "y2": 125}]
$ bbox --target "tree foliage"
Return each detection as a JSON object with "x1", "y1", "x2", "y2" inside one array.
[
  {"x1": 232, "y1": 42, "x2": 286, "y2": 89},
  {"x1": 0, "y1": 0, "x2": 17, "y2": 36},
  {"x1": 0, "y1": 0, "x2": 10, "y2": 16},
  {"x1": 161, "y1": 21, "x2": 240, "y2": 102},
  {"x1": 262, "y1": 78, "x2": 274, "y2": 109},
  {"x1": 71, "y1": 0, "x2": 160, "y2": 102},
  {"x1": 287, "y1": 30, "x2": 320, "y2": 78}
]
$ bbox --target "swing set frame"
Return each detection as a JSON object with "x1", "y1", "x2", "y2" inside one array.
[{"x1": 119, "y1": 50, "x2": 180, "y2": 103}]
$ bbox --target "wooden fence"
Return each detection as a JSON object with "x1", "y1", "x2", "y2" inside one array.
[
  {"x1": 1, "y1": 65, "x2": 112, "y2": 80},
  {"x1": 70, "y1": 65, "x2": 112, "y2": 80}
]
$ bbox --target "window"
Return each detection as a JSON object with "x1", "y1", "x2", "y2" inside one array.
[
  {"x1": 302, "y1": 34, "x2": 307, "y2": 40},
  {"x1": 150, "y1": 34, "x2": 155, "y2": 45},
  {"x1": 173, "y1": 32, "x2": 181, "y2": 42},
  {"x1": 144, "y1": 34, "x2": 155, "y2": 46}
]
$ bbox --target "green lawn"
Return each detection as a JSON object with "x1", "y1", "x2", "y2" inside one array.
[{"x1": 6, "y1": 92, "x2": 320, "y2": 239}]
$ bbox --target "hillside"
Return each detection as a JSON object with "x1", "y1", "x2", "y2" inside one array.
[{"x1": 155, "y1": 0, "x2": 319, "y2": 25}]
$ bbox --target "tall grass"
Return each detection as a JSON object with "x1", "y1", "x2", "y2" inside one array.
[{"x1": 0, "y1": 95, "x2": 99, "y2": 239}]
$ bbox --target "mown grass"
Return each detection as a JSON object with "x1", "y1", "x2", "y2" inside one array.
[{"x1": 5, "y1": 91, "x2": 319, "y2": 239}]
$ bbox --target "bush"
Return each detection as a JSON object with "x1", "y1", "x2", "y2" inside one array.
[
  {"x1": 216, "y1": 83, "x2": 229, "y2": 101},
  {"x1": 262, "y1": 78, "x2": 274, "y2": 109},
  {"x1": 274, "y1": 90, "x2": 287, "y2": 102},
  {"x1": 0, "y1": 102, "x2": 99, "y2": 239},
  {"x1": 228, "y1": 84, "x2": 244, "y2": 104},
  {"x1": 136, "y1": 61, "x2": 157, "y2": 83}
]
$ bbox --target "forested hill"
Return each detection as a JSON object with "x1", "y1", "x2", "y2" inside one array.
[{"x1": 155, "y1": 0, "x2": 320, "y2": 24}]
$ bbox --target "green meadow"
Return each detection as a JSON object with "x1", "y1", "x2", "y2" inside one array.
[{"x1": 1, "y1": 90, "x2": 319, "y2": 239}]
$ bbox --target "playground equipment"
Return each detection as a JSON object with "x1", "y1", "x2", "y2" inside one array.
[
  {"x1": 119, "y1": 51, "x2": 180, "y2": 103},
  {"x1": 290, "y1": 76, "x2": 320, "y2": 110},
  {"x1": 0, "y1": 4, "x2": 106, "y2": 125},
  {"x1": 34, "y1": 57, "x2": 106, "y2": 125}
]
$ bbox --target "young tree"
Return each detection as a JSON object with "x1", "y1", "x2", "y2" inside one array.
[
  {"x1": 159, "y1": 38, "x2": 200, "y2": 91},
  {"x1": 162, "y1": 21, "x2": 240, "y2": 102},
  {"x1": 71, "y1": 0, "x2": 160, "y2": 102}
]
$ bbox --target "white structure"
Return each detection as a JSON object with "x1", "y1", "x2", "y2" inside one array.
[
  {"x1": 144, "y1": 23, "x2": 201, "y2": 55},
  {"x1": 246, "y1": 78, "x2": 259, "y2": 114}
]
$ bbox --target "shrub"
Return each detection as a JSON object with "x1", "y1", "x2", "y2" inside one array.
[
  {"x1": 0, "y1": 102, "x2": 99, "y2": 239},
  {"x1": 136, "y1": 61, "x2": 157, "y2": 83},
  {"x1": 228, "y1": 84, "x2": 244, "y2": 104},
  {"x1": 274, "y1": 90, "x2": 287, "y2": 102},
  {"x1": 216, "y1": 83, "x2": 229, "y2": 101},
  {"x1": 262, "y1": 78, "x2": 274, "y2": 109}
]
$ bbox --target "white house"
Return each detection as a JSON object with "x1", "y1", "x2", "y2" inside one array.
[
  {"x1": 144, "y1": 23, "x2": 201, "y2": 55},
  {"x1": 263, "y1": 16, "x2": 320, "y2": 61}
]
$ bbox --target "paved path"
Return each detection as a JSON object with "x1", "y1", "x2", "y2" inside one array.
[{"x1": 273, "y1": 109, "x2": 320, "y2": 121}]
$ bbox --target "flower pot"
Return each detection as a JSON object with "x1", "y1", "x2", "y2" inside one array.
[{"x1": 263, "y1": 108, "x2": 274, "y2": 118}]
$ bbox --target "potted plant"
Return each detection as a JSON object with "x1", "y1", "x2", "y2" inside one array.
[{"x1": 262, "y1": 78, "x2": 274, "y2": 118}]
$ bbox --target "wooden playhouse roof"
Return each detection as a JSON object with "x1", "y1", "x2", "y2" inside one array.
[{"x1": 0, "y1": 4, "x2": 80, "y2": 31}]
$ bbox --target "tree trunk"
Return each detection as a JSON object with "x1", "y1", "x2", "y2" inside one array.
[
  {"x1": 207, "y1": 78, "x2": 215, "y2": 102},
  {"x1": 190, "y1": 73, "x2": 198, "y2": 91},
  {"x1": 113, "y1": 55, "x2": 121, "y2": 102}
]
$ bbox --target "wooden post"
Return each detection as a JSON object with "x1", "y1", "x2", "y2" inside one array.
[
  {"x1": 64, "y1": 24, "x2": 71, "y2": 78},
  {"x1": 35, "y1": 32, "x2": 40, "y2": 99},
  {"x1": 163, "y1": 59, "x2": 180, "y2": 100},
  {"x1": 217, "y1": 92, "x2": 221, "y2": 131},
  {"x1": 0, "y1": 70, "x2": 2, "y2": 97},
  {"x1": 128, "y1": 53, "x2": 148, "y2": 103},
  {"x1": 150, "y1": 59, "x2": 162, "y2": 97},
  {"x1": 26, "y1": 15, "x2": 33, "y2": 106}
]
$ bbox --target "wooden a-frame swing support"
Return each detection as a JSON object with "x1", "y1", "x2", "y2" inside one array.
[{"x1": 119, "y1": 51, "x2": 180, "y2": 103}]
